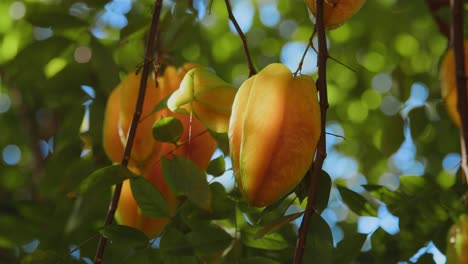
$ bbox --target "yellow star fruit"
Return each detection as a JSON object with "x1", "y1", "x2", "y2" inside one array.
[
  {"x1": 228, "y1": 63, "x2": 321, "y2": 207},
  {"x1": 440, "y1": 40, "x2": 468, "y2": 128},
  {"x1": 305, "y1": 0, "x2": 366, "y2": 29}
]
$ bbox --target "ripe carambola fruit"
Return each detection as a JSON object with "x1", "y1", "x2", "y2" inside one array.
[
  {"x1": 155, "y1": 63, "x2": 217, "y2": 168},
  {"x1": 102, "y1": 85, "x2": 125, "y2": 164},
  {"x1": 446, "y1": 215, "x2": 468, "y2": 264},
  {"x1": 228, "y1": 63, "x2": 321, "y2": 207},
  {"x1": 440, "y1": 40, "x2": 468, "y2": 128},
  {"x1": 102, "y1": 72, "x2": 161, "y2": 170},
  {"x1": 305, "y1": 0, "x2": 366, "y2": 29},
  {"x1": 112, "y1": 64, "x2": 217, "y2": 238},
  {"x1": 119, "y1": 72, "x2": 161, "y2": 163},
  {"x1": 114, "y1": 113, "x2": 216, "y2": 238}
]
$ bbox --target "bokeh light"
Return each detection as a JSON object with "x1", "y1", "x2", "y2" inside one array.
[{"x1": 3, "y1": 144, "x2": 21, "y2": 165}]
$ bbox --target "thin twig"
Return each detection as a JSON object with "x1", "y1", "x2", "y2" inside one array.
[
  {"x1": 148, "y1": 129, "x2": 210, "y2": 167},
  {"x1": 294, "y1": 30, "x2": 316, "y2": 76},
  {"x1": 325, "y1": 131, "x2": 346, "y2": 140},
  {"x1": 293, "y1": 0, "x2": 329, "y2": 263},
  {"x1": 308, "y1": 34, "x2": 356, "y2": 73},
  {"x1": 450, "y1": 0, "x2": 468, "y2": 186},
  {"x1": 59, "y1": 233, "x2": 100, "y2": 264},
  {"x1": 92, "y1": 1, "x2": 164, "y2": 263},
  {"x1": 224, "y1": 0, "x2": 256, "y2": 77}
]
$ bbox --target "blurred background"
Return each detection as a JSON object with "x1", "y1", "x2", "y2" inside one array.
[{"x1": 0, "y1": 0, "x2": 466, "y2": 263}]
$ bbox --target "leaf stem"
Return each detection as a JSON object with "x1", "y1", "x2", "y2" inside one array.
[
  {"x1": 293, "y1": 0, "x2": 329, "y2": 263},
  {"x1": 92, "y1": 0, "x2": 164, "y2": 263}
]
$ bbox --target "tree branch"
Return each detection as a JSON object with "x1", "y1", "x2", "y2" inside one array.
[
  {"x1": 10, "y1": 87, "x2": 45, "y2": 201},
  {"x1": 92, "y1": 0, "x2": 164, "y2": 263},
  {"x1": 224, "y1": 0, "x2": 256, "y2": 77},
  {"x1": 425, "y1": 0, "x2": 451, "y2": 39},
  {"x1": 293, "y1": 0, "x2": 329, "y2": 263},
  {"x1": 450, "y1": 0, "x2": 468, "y2": 184},
  {"x1": 427, "y1": 0, "x2": 468, "y2": 6}
]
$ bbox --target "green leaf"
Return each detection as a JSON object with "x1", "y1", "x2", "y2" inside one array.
[
  {"x1": 294, "y1": 169, "x2": 331, "y2": 212},
  {"x1": 209, "y1": 131, "x2": 230, "y2": 155},
  {"x1": 206, "y1": 155, "x2": 226, "y2": 177},
  {"x1": 99, "y1": 224, "x2": 149, "y2": 249},
  {"x1": 161, "y1": 156, "x2": 212, "y2": 211},
  {"x1": 255, "y1": 212, "x2": 303, "y2": 239},
  {"x1": 381, "y1": 115, "x2": 404, "y2": 155},
  {"x1": 337, "y1": 185, "x2": 374, "y2": 216},
  {"x1": 302, "y1": 214, "x2": 333, "y2": 264},
  {"x1": 400, "y1": 175, "x2": 426, "y2": 193},
  {"x1": 153, "y1": 116, "x2": 184, "y2": 143},
  {"x1": 160, "y1": 228, "x2": 193, "y2": 256},
  {"x1": 120, "y1": 12, "x2": 150, "y2": 42},
  {"x1": 6, "y1": 37, "x2": 72, "y2": 85},
  {"x1": 25, "y1": 3, "x2": 87, "y2": 29},
  {"x1": 316, "y1": 170, "x2": 332, "y2": 212},
  {"x1": 241, "y1": 257, "x2": 281, "y2": 264},
  {"x1": 160, "y1": 1, "x2": 198, "y2": 53},
  {"x1": 186, "y1": 224, "x2": 232, "y2": 256},
  {"x1": 130, "y1": 177, "x2": 170, "y2": 218},
  {"x1": 210, "y1": 182, "x2": 236, "y2": 219},
  {"x1": 241, "y1": 226, "x2": 290, "y2": 250},
  {"x1": 257, "y1": 195, "x2": 293, "y2": 225},
  {"x1": 76, "y1": 165, "x2": 135, "y2": 195},
  {"x1": 89, "y1": 38, "x2": 120, "y2": 91},
  {"x1": 162, "y1": 256, "x2": 198, "y2": 264},
  {"x1": 21, "y1": 250, "x2": 60, "y2": 264},
  {"x1": 222, "y1": 239, "x2": 243, "y2": 263},
  {"x1": 362, "y1": 184, "x2": 398, "y2": 204},
  {"x1": 294, "y1": 174, "x2": 309, "y2": 203},
  {"x1": 123, "y1": 248, "x2": 162, "y2": 264},
  {"x1": 333, "y1": 233, "x2": 367, "y2": 263}
]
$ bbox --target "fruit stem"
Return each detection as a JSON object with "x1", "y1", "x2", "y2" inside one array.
[
  {"x1": 224, "y1": 0, "x2": 256, "y2": 77},
  {"x1": 293, "y1": 0, "x2": 329, "y2": 263},
  {"x1": 92, "y1": 1, "x2": 164, "y2": 263},
  {"x1": 450, "y1": 0, "x2": 468, "y2": 189}
]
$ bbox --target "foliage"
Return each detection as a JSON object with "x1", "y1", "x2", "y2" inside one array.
[{"x1": 0, "y1": 0, "x2": 466, "y2": 263}]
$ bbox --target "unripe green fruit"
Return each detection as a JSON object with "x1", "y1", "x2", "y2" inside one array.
[{"x1": 168, "y1": 68, "x2": 237, "y2": 133}]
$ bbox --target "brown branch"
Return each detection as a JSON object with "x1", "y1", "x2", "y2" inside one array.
[
  {"x1": 427, "y1": 0, "x2": 468, "y2": 7},
  {"x1": 425, "y1": 0, "x2": 451, "y2": 38},
  {"x1": 92, "y1": 0, "x2": 164, "y2": 263},
  {"x1": 224, "y1": 0, "x2": 256, "y2": 77},
  {"x1": 10, "y1": 87, "x2": 45, "y2": 201},
  {"x1": 450, "y1": 0, "x2": 468, "y2": 186},
  {"x1": 293, "y1": 0, "x2": 329, "y2": 263}
]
